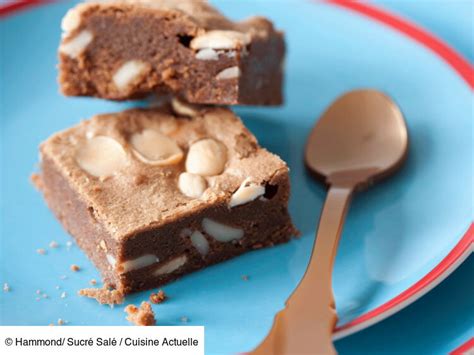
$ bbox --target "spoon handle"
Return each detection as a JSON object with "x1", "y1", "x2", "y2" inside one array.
[
  {"x1": 289, "y1": 185, "x2": 353, "y2": 353},
  {"x1": 251, "y1": 186, "x2": 353, "y2": 355},
  {"x1": 304, "y1": 185, "x2": 353, "y2": 292}
]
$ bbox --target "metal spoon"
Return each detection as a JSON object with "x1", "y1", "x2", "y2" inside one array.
[{"x1": 251, "y1": 89, "x2": 408, "y2": 354}]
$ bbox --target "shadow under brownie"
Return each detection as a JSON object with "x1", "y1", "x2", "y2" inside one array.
[{"x1": 34, "y1": 102, "x2": 296, "y2": 294}]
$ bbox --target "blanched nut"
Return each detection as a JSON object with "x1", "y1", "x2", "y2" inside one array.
[
  {"x1": 229, "y1": 178, "x2": 265, "y2": 208},
  {"x1": 171, "y1": 98, "x2": 199, "y2": 117},
  {"x1": 202, "y1": 218, "x2": 244, "y2": 243},
  {"x1": 61, "y1": 8, "x2": 81, "y2": 34},
  {"x1": 130, "y1": 129, "x2": 183, "y2": 165},
  {"x1": 178, "y1": 172, "x2": 207, "y2": 198},
  {"x1": 118, "y1": 254, "x2": 160, "y2": 273},
  {"x1": 75, "y1": 136, "x2": 128, "y2": 178},
  {"x1": 113, "y1": 60, "x2": 149, "y2": 92},
  {"x1": 189, "y1": 230, "x2": 209, "y2": 256},
  {"x1": 154, "y1": 255, "x2": 188, "y2": 276},
  {"x1": 61, "y1": 3, "x2": 89, "y2": 35},
  {"x1": 195, "y1": 48, "x2": 219, "y2": 61},
  {"x1": 59, "y1": 30, "x2": 93, "y2": 58},
  {"x1": 181, "y1": 228, "x2": 209, "y2": 256},
  {"x1": 190, "y1": 30, "x2": 251, "y2": 50},
  {"x1": 185, "y1": 139, "x2": 227, "y2": 176},
  {"x1": 216, "y1": 66, "x2": 240, "y2": 80},
  {"x1": 106, "y1": 254, "x2": 116, "y2": 267}
]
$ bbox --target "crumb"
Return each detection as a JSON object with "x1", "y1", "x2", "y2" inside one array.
[
  {"x1": 149, "y1": 290, "x2": 167, "y2": 304},
  {"x1": 3, "y1": 283, "x2": 10, "y2": 292},
  {"x1": 49, "y1": 241, "x2": 59, "y2": 248},
  {"x1": 61, "y1": 292, "x2": 67, "y2": 299},
  {"x1": 36, "y1": 289, "x2": 42, "y2": 294},
  {"x1": 78, "y1": 286, "x2": 124, "y2": 305},
  {"x1": 42, "y1": 293, "x2": 48, "y2": 299},
  {"x1": 241, "y1": 275, "x2": 249, "y2": 281},
  {"x1": 60, "y1": 275, "x2": 68, "y2": 280},
  {"x1": 133, "y1": 174, "x2": 148, "y2": 185},
  {"x1": 89, "y1": 279, "x2": 97, "y2": 286},
  {"x1": 30, "y1": 173, "x2": 44, "y2": 190},
  {"x1": 180, "y1": 316, "x2": 189, "y2": 324},
  {"x1": 70, "y1": 264, "x2": 80, "y2": 272},
  {"x1": 36, "y1": 248, "x2": 47, "y2": 255},
  {"x1": 124, "y1": 302, "x2": 156, "y2": 326},
  {"x1": 92, "y1": 186, "x2": 102, "y2": 193},
  {"x1": 57, "y1": 318, "x2": 66, "y2": 326}
]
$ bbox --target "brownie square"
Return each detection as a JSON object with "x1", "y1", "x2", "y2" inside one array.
[
  {"x1": 58, "y1": 0, "x2": 285, "y2": 105},
  {"x1": 35, "y1": 101, "x2": 296, "y2": 294}
]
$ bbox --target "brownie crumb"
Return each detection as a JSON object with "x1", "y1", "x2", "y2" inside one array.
[
  {"x1": 3, "y1": 283, "x2": 10, "y2": 292},
  {"x1": 49, "y1": 240, "x2": 59, "y2": 248},
  {"x1": 89, "y1": 279, "x2": 97, "y2": 286},
  {"x1": 30, "y1": 173, "x2": 44, "y2": 190},
  {"x1": 36, "y1": 248, "x2": 47, "y2": 255},
  {"x1": 149, "y1": 290, "x2": 167, "y2": 304},
  {"x1": 57, "y1": 318, "x2": 66, "y2": 326},
  {"x1": 124, "y1": 302, "x2": 156, "y2": 326},
  {"x1": 133, "y1": 174, "x2": 148, "y2": 186},
  {"x1": 70, "y1": 264, "x2": 80, "y2": 272},
  {"x1": 92, "y1": 186, "x2": 103, "y2": 193},
  {"x1": 78, "y1": 286, "x2": 124, "y2": 305}
]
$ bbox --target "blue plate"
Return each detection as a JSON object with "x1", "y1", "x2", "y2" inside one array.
[{"x1": 1, "y1": 1, "x2": 472, "y2": 354}]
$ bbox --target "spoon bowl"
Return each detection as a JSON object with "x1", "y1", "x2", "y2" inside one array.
[{"x1": 305, "y1": 89, "x2": 408, "y2": 189}]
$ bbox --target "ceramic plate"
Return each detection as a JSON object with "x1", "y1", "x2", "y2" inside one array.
[{"x1": 1, "y1": 1, "x2": 472, "y2": 354}]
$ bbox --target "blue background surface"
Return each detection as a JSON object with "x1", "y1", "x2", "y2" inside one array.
[{"x1": 1, "y1": 1, "x2": 473, "y2": 354}]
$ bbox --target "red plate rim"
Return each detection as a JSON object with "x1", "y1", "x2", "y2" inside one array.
[{"x1": 2, "y1": 0, "x2": 473, "y2": 340}]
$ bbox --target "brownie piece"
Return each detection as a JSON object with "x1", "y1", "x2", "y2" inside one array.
[
  {"x1": 35, "y1": 101, "x2": 296, "y2": 294},
  {"x1": 58, "y1": 0, "x2": 285, "y2": 105}
]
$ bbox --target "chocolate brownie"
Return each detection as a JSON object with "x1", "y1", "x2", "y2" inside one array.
[
  {"x1": 35, "y1": 101, "x2": 296, "y2": 294},
  {"x1": 58, "y1": 0, "x2": 285, "y2": 105}
]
